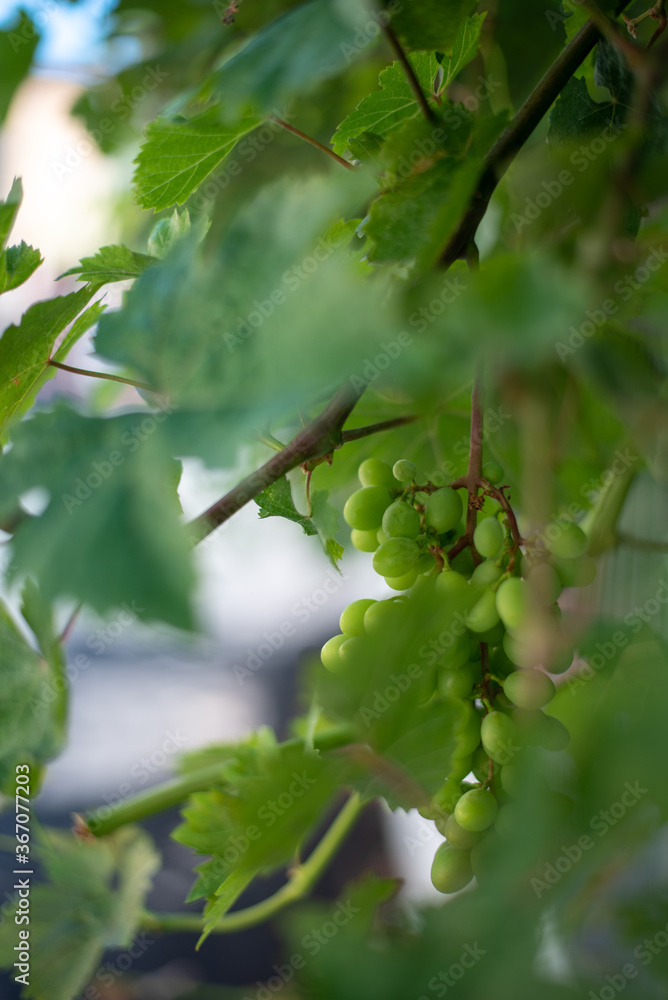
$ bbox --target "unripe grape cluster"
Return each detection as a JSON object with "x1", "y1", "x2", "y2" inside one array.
[{"x1": 321, "y1": 457, "x2": 596, "y2": 896}]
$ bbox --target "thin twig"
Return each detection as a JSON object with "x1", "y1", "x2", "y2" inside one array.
[
  {"x1": 272, "y1": 118, "x2": 356, "y2": 170},
  {"x1": 340, "y1": 414, "x2": 419, "y2": 443},
  {"x1": 382, "y1": 23, "x2": 436, "y2": 123},
  {"x1": 439, "y1": 1, "x2": 635, "y2": 266},
  {"x1": 48, "y1": 359, "x2": 154, "y2": 392},
  {"x1": 190, "y1": 381, "x2": 365, "y2": 540}
]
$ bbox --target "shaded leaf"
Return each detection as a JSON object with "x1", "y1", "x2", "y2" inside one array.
[
  {"x1": 0, "y1": 598, "x2": 66, "y2": 795},
  {"x1": 0, "y1": 13, "x2": 39, "y2": 125},
  {"x1": 390, "y1": 0, "x2": 478, "y2": 52},
  {"x1": 0, "y1": 403, "x2": 196, "y2": 629},
  {"x1": 0, "y1": 827, "x2": 160, "y2": 1000},
  {"x1": 210, "y1": 0, "x2": 370, "y2": 121}
]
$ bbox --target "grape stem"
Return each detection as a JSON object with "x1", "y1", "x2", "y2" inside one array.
[
  {"x1": 478, "y1": 479, "x2": 524, "y2": 571},
  {"x1": 78, "y1": 725, "x2": 356, "y2": 838},
  {"x1": 272, "y1": 117, "x2": 357, "y2": 170},
  {"x1": 47, "y1": 359, "x2": 154, "y2": 392},
  {"x1": 139, "y1": 792, "x2": 363, "y2": 941}
]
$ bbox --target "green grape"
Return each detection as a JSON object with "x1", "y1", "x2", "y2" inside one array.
[
  {"x1": 480, "y1": 711, "x2": 519, "y2": 766},
  {"x1": 454, "y1": 788, "x2": 498, "y2": 832},
  {"x1": 444, "y1": 814, "x2": 481, "y2": 850},
  {"x1": 499, "y1": 762, "x2": 522, "y2": 796},
  {"x1": 544, "y1": 520, "x2": 588, "y2": 559},
  {"x1": 449, "y1": 753, "x2": 474, "y2": 781},
  {"x1": 502, "y1": 630, "x2": 527, "y2": 667},
  {"x1": 466, "y1": 589, "x2": 500, "y2": 634},
  {"x1": 343, "y1": 486, "x2": 392, "y2": 530},
  {"x1": 339, "y1": 637, "x2": 363, "y2": 664},
  {"x1": 435, "y1": 570, "x2": 471, "y2": 605},
  {"x1": 511, "y1": 708, "x2": 548, "y2": 747},
  {"x1": 492, "y1": 691, "x2": 514, "y2": 712},
  {"x1": 340, "y1": 598, "x2": 376, "y2": 637},
  {"x1": 430, "y1": 844, "x2": 474, "y2": 894},
  {"x1": 495, "y1": 577, "x2": 527, "y2": 632},
  {"x1": 540, "y1": 714, "x2": 570, "y2": 751},
  {"x1": 482, "y1": 461, "x2": 504, "y2": 485},
  {"x1": 470, "y1": 559, "x2": 503, "y2": 593},
  {"x1": 363, "y1": 599, "x2": 404, "y2": 635},
  {"x1": 526, "y1": 561, "x2": 562, "y2": 603},
  {"x1": 473, "y1": 517, "x2": 505, "y2": 558},
  {"x1": 546, "y1": 645, "x2": 574, "y2": 675},
  {"x1": 425, "y1": 488, "x2": 463, "y2": 533},
  {"x1": 392, "y1": 459, "x2": 417, "y2": 482},
  {"x1": 472, "y1": 746, "x2": 490, "y2": 782},
  {"x1": 385, "y1": 568, "x2": 418, "y2": 591},
  {"x1": 550, "y1": 553, "x2": 596, "y2": 587},
  {"x1": 437, "y1": 632, "x2": 470, "y2": 671},
  {"x1": 320, "y1": 634, "x2": 346, "y2": 672},
  {"x1": 377, "y1": 527, "x2": 388, "y2": 544},
  {"x1": 416, "y1": 551, "x2": 436, "y2": 574},
  {"x1": 432, "y1": 777, "x2": 464, "y2": 815},
  {"x1": 373, "y1": 537, "x2": 420, "y2": 577},
  {"x1": 495, "y1": 803, "x2": 522, "y2": 839},
  {"x1": 438, "y1": 661, "x2": 477, "y2": 699},
  {"x1": 351, "y1": 528, "x2": 380, "y2": 552},
  {"x1": 489, "y1": 645, "x2": 515, "y2": 678},
  {"x1": 358, "y1": 458, "x2": 398, "y2": 488},
  {"x1": 503, "y1": 669, "x2": 555, "y2": 710},
  {"x1": 454, "y1": 704, "x2": 482, "y2": 756},
  {"x1": 382, "y1": 500, "x2": 421, "y2": 539},
  {"x1": 451, "y1": 546, "x2": 475, "y2": 579}
]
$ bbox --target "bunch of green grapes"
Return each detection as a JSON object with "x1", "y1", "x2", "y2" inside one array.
[{"x1": 320, "y1": 457, "x2": 596, "y2": 896}]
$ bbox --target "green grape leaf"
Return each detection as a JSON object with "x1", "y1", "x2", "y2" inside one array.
[
  {"x1": 347, "y1": 132, "x2": 385, "y2": 163},
  {"x1": 0, "y1": 403, "x2": 196, "y2": 629},
  {"x1": 133, "y1": 113, "x2": 261, "y2": 211},
  {"x1": 148, "y1": 207, "x2": 193, "y2": 258},
  {"x1": 255, "y1": 476, "x2": 318, "y2": 536},
  {"x1": 173, "y1": 734, "x2": 347, "y2": 942},
  {"x1": 0, "y1": 241, "x2": 43, "y2": 294},
  {"x1": 364, "y1": 156, "x2": 470, "y2": 264},
  {"x1": 0, "y1": 827, "x2": 160, "y2": 1000},
  {"x1": 441, "y1": 12, "x2": 487, "y2": 90},
  {"x1": 59, "y1": 245, "x2": 158, "y2": 286},
  {"x1": 548, "y1": 74, "x2": 625, "y2": 144},
  {"x1": 0, "y1": 177, "x2": 22, "y2": 247},
  {"x1": 0, "y1": 598, "x2": 67, "y2": 795},
  {"x1": 494, "y1": 0, "x2": 566, "y2": 104},
  {"x1": 0, "y1": 180, "x2": 39, "y2": 295},
  {"x1": 310, "y1": 489, "x2": 344, "y2": 567},
  {"x1": 0, "y1": 286, "x2": 96, "y2": 440},
  {"x1": 549, "y1": 43, "x2": 668, "y2": 149},
  {"x1": 209, "y1": 0, "x2": 370, "y2": 122},
  {"x1": 332, "y1": 54, "x2": 440, "y2": 157},
  {"x1": 256, "y1": 479, "x2": 344, "y2": 567},
  {"x1": 0, "y1": 13, "x2": 39, "y2": 125},
  {"x1": 390, "y1": 0, "x2": 478, "y2": 52},
  {"x1": 52, "y1": 299, "x2": 107, "y2": 365}
]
